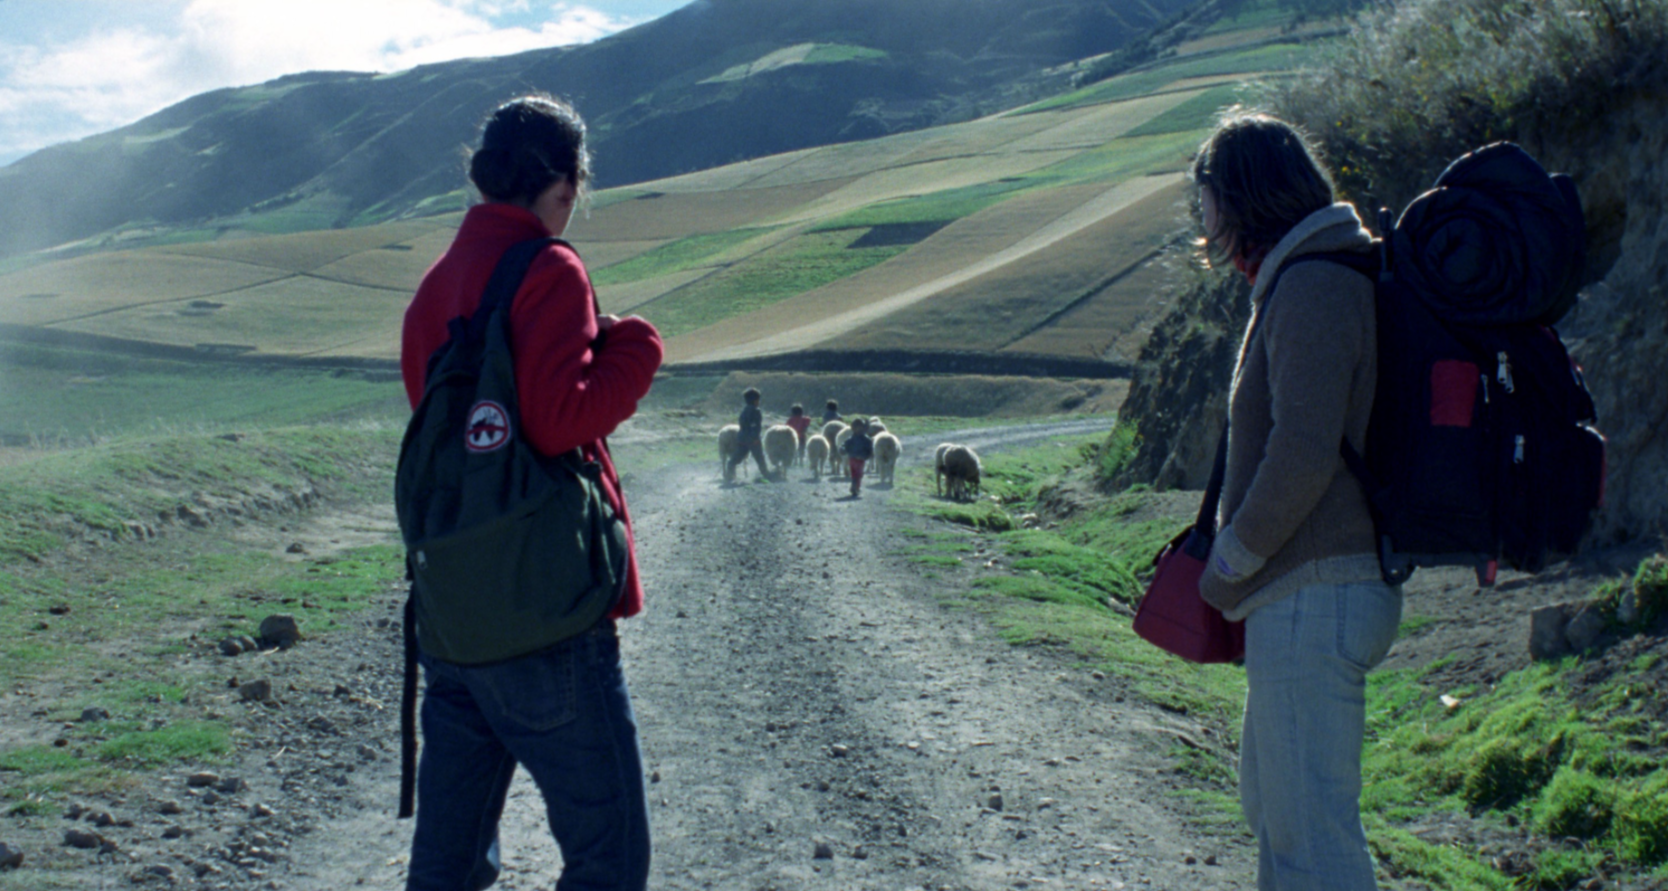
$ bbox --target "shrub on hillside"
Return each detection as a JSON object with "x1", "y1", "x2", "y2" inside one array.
[
  {"x1": 1632, "y1": 554, "x2": 1668, "y2": 626},
  {"x1": 1270, "y1": 0, "x2": 1668, "y2": 213},
  {"x1": 1532, "y1": 766, "x2": 1615, "y2": 840}
]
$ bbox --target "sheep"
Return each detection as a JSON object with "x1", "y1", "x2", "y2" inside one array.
[
  {"x1": 806, "y1": 434, "x2": 830, "y2": 479},
  {"x1": 867, "y1": 417, "x2": 886, "y2": 435},
  {"x1": 941, "y1": 444, "x2": 982, "y2": 501},
  {"x1": 934, "y1": 443, "x2": 955, "y2": 496},
  {"x1": 763, "y1": 425, "x2": 799, "y2": 480},
  {"x1": 821, "y1": 421, "x2": 848, "y2": 478},
  {"x1": 872, "y1": 432, "x2": 901, "y2": 484},
  {"x1": 833, "y1": 426, "x2": 855, "y2": 478},
  {"x1": 719, "y1": 424, "x2": 743, "y2": 481}
]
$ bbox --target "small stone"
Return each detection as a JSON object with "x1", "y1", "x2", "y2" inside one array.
[
  {"x1": 333, "y1": 683, "x2": 352, "y2": 696},
  {"x1": 649, "y1": 771, "x2": 661, "y2": 784},
  {"x1": 238, "y1": 635, "x2": 260, "y2": 653},
  {"x1": 63, "y1": 802, "x2": 86, "y2": 819},
  {"x1": 216, "y1": 776, "x2": 245, "y2": 794},
  {"x1": 357, "y1": 744, "x2": 379, "y2": 761},
  {"x1": 146, "y1": 864, "x2": 175, "y2": 879},
  {"x1": 48, "y1": 605, "x2": 70, "y2": 616},
  {"x1": 815, "y1": 780, "x2": 830, "y2": 792},
  {"x1": 1205, "y1": 854, "x2": 1219, "y2": 866},
  {"x1": 285, "y1": 543, "x2": 307, "y2": 554},
  {"x1": 78, "y1": 707, "x2": 110, "y2": 723},
  {"x1": 52, "y1": 738, "x2": 67, "y2": 748},
  {"x1": 238, "y1": 679, "x2": 273, "y2": 703},
  {"x1": 1618, "y1": 589, "x2": 1641, "y2": 625},
  {"x1": 162, "y1": 825, "x2": 187, "y2": 840},
  {"x1": 258, "y1": 615, "x2": 301, "y2": 650},
  {"x1": 987, "y1": 792, "x2": 1005, "y2": 811},
  {"x1": 64, "y1": 828, "x2": 101, "y2": 849},
  {"x1": 87, "y1": 811, "x2": 114, "y2": 828},
  {"x1": 201, "y1": 790, "x2": 220, "y2": 806},
  {"x1": 851, "y1": 844, "x2": 868, "y2": 860},
  {"x1": 219, "y1": 638, "x2": 245, "y2": 657},
  {"x1": 1529, "y1": 603, "x2": 1573, "y2": 661},
  {"x1": 829, "y1": 744, "x2": 849, "y2": 758},
  {"x1": 1184, "y1": 854, "x2": 1197, "y2": 865},
  {"x1": 186, "y1": 772, "x2": 220, "y2": 788},
  {"x1": 158, "y1": 799, "x2": 183, "y2": 815},
  {"x1": 1564, "y1": 603, "x2": 1608, "y2": 652},
  {"x1": 813, "y1": 841, "x2": 834, "y2": 860},
  {"x1": 250, "y1": 803, "x2": 275, "y2": 818},
  {"x1": 0, "y1": 843, "x2": 22, "y2": 869}
]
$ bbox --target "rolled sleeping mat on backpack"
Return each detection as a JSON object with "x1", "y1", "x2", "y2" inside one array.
[{"x1": 1391, "y1": 142, "x2": 1585, "y2": 327}]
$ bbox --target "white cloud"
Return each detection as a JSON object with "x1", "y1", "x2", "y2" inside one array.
[{"x1": 0, "y1": 1, "x2": 640, "y2": 164}]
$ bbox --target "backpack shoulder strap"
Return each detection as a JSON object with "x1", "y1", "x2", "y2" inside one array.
[{"x1": 472, "y1": 237, "x2": 566, "y2": 324}]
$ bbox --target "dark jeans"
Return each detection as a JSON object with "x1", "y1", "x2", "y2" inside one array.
[
  {"x1": 726, "y1": 439, "x2": 767, "y2": 478},
  {"x1": 407, "y1": 622, "x2": 650, "y2": 891}
]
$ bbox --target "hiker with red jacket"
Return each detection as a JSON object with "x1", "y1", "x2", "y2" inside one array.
[
  {"x1": 400, "y1": 95, "x2": 660, "y2": 891},
  {"x1": 1192, "y1": 114, "x2": 1402, "y2": 890}
]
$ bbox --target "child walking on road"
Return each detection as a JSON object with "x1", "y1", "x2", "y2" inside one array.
[
  {"x1": 840, "y1": 417, "x2": 874, "y2": 498},
  {"x1": 785, "y1": 404, "x2": 813, "y2": 463},
  {"x1": 727, "y1": 387, "x2": 769, "y2": 482}
]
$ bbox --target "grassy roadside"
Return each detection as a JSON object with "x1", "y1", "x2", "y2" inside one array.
[
  {"x1": 0, "y1": 424, "x2": 405, "y2": 817},
  {"x1": 887, "y1": 427, "x2": 1668, "y2": 888}
]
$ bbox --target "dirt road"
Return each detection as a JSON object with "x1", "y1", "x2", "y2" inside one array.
[{"x1": 10, "y1": 419, "x2": 1255, "y2": 889}]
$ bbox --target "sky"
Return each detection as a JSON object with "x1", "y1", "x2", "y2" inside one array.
[{"x1": 0, "y1": 0, "x2": 690, "y2": 167}]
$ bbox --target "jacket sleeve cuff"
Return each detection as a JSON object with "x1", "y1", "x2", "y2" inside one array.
[{"x1": 1210, "y1": 525, "x2": 1267, "y2": 583}]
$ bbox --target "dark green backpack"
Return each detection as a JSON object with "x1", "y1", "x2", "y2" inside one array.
[
  {"x1": 395, "y1": 237, "x2": 628, "y2": 816},
  {"x1": 396, "y1": 235, "x2": 628, "y2": 663}
]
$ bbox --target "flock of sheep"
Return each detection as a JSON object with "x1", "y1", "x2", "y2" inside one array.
[{"x1": 715, "y1": 418, "x2": 982, "y2": 500}]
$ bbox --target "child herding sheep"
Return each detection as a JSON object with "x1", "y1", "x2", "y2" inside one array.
[
  {"x1": 840, "y1": 417, "x2": 875, "y2": 498},
  {"x1": 763, "y1": 425, "x2": 799, "y2": 480},
  {"x1": 941, "y1": 444, "x2": 982, "y2": 501},
  {"x1": 872, "y1": 432, "x2": 901, "y2": 485},
  {"x1": 725, "y1": 387, "x2": 769, "y2": 482}
]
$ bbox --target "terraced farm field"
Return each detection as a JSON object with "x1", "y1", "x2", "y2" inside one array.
[{"x1": 0, "y1": 36, "x2": 1324, "y2": 370}]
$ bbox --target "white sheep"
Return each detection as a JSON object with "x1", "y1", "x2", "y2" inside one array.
[
  {"x1": 719, "y1": 424, "x2": 743, "y2": 481},
  {"x1": 806, "y1": 435, "x2": 830, "y2": 479},
  {"x1": 934, "y1": 443, "x2": 955, "y2": 496},
  {"x1": 867, "y1": 417, "x2": 887, "y2": 435},
  {"x1": 941, "y1": 444, "x2": 982, "y2": 501},
  {"x1": 821, "y1": 421, "x2": 848, "y2": 478},
  {"x1": 833, "y1": 426, "x2": 856, "y2": 478},
  {"x1": 872, "y1": 432, "x2": 901, "y2": 484},
  {"x1": 763, "y1": 425, "x2": 799, "y2": 480}
]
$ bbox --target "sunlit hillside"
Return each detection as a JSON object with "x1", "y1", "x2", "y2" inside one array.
[{"x1": 0, "y1": 28, "x2": 1323, "y2": 375}]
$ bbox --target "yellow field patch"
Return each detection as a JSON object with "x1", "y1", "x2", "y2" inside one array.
[
  {"x1": 1001, "y1": 258, "x2": 1175, "y2": 361},
  {"x1": 307, "y1": 248, "x2": 436, "y2": 292},
  {"x1": 999, "y1": 89, "x2": 1208, "y2": 153},
  {"x1": 54, "y1": 275, "x2": 406, "y2": 357},
  {"x1": 838, "y1": 178, "x2": 1189, "y2": 354},
  {"x1": 563, "y1": 180, "x2": 851, "y2": 242},
  {"x1": 0, "y1": 253, "x2": 289, "y2": 327},
  {"x1": 155, "y1": 219, "x2": 448, "y2": 273}
]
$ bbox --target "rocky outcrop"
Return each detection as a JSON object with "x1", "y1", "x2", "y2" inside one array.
[{"x1": 1538, "y1": 92, "x2": 1668, "y2": 542}]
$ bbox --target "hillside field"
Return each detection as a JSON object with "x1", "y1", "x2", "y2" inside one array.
[{"x1": 0, "y1": 34, "x2": 1313, "y2": 369}]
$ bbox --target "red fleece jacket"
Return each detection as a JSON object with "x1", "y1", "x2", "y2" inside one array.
[{"x1": 401, "y1": 203, "x2": 663, "y2": 619}]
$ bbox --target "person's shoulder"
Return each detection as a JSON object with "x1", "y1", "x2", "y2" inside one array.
[{"x1": 526, "y1": 240, "x2": 588, "y2": 283}]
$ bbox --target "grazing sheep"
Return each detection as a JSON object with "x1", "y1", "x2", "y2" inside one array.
[
  {"x1": 833, "y1": 426, "x2": 855, "y2": 478},
  {"x1": 719, "y1": 424, "x2": 743, "y2": 480},
  {"x1": 806, "y1": 434, "x2": 830, "y2": 479},
  {"x1": 867, "y1": 417, "x2": 886, "y2": 435},
  {"x1": 934, "y1": 443, "x2": 955, "y2": 496},
  {"x1": 942, "y1": 445, "x2": 982, "y2": 501},
  {"x1": 763, "y1": 425, "x2": 799, "y2": 479},
  {"x1": 872, "y1": 432, "x2": 901, "y2": 484}
]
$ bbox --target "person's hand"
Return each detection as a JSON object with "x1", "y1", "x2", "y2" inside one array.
[{"x1": 597, "y1": 313, "x2": 620, "y2": 332}]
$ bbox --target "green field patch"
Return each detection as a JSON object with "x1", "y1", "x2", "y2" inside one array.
[
  {"x1": 703, "y1": 43, "x2": 888, "y2": 83},
  {"x1": 591, "y1": 227, "x2": 778, "y2": 287},
  {"x1": 1122, "y1": 84, "x2": 1247, "y2": 138},
  {"x1": 635, "y1": 230, "x2": 909, "y2": 338},
  {"x1": 93, "y1": 721, "x2": 231, "y2": 768},
  {"x1": 811, "y1": 180, "x2": 1031, "y2": 232},
  {"x1": 1031, "y1": 131, "x2": 1203, "y2": 187}
]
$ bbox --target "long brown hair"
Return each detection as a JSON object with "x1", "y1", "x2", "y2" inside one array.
[{"x1": 1191, "y1": 112, "x2": 1335, "y2": 267}]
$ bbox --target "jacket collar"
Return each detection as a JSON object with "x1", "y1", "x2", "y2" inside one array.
[{"x1": 1248, "y1": 203, "x2": 1372, "y2": 306}]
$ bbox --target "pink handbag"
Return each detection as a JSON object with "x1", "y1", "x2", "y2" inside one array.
[{"x1": 1131, "y1": 430, "x2": 1245, "y2": 664}]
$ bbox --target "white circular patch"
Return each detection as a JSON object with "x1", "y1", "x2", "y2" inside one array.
[{"x1": 465, "y1": 401, "x2": 511, "y2": 453}]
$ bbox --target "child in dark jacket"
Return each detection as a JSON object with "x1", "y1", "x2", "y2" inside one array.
[
  {"x1": 821, "y1": 399, "x2": 842, "y2": 424},
  {"x1": 727, "y1": 387, "x2": 769, "y2": 481},
  {"x1": 840, "y1": 417, "x2": 875, "y2": 498}
]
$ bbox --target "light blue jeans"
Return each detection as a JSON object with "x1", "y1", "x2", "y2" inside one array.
[{"x1": 1240, "y1": 580, "x2": 1402, "y2": 891}]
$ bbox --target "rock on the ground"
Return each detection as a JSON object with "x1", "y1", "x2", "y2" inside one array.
[
  {"x1": 0, "y1": 842, "x2": 22, "y2": 869},
  {"x1": 812, "y1": 841, "x2": 834, "y2": 860},
  {"x1": 219, "y1": 638, "x2": 246, "y2": 657},
  {"x1": 259, "y1": 615, "x2": 302, "y2": 650},
  {"x1": 78, "y1": 707, "x2": 109, "y2": 723},
  {"x1": 238, "y1": 679, "x2": 273, "y2": 703},
  {"x1": 1529, "y1": 603, "x2": 1574, "y2": 660},
  {"x1": 186, "y1": 772, "x2": 220, "y2": 788},
  {"x1": 63, "y1": 828, "x2": 101, "y2": 849},
  {"x1": 1564, "y1": 602, "x2": 1608, "y2": 652}
]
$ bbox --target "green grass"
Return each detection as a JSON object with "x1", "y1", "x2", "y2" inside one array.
[
  {"x1": 0, "y1": 343, "x2": 405, "y2": 442},
  {"x1": 811, "y1": 180, "x2": 1033, "y2": 232},
  {"x1": 1026, "y1": 42, "x2": 1324, "y2": 114},
  {"x1": 635, "y1": 229, "x2": 910, "y2": 338},
  {"x1": 590, "y1": 227, "x2": 777, "y2": 287},
  {"x1": 1122, "y1": 84, "x2": 1247, "y2": 138}
]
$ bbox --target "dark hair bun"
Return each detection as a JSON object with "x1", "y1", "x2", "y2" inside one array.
[{"x1": 469, "y1": 95, "x2": 591, "y2": 205}]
